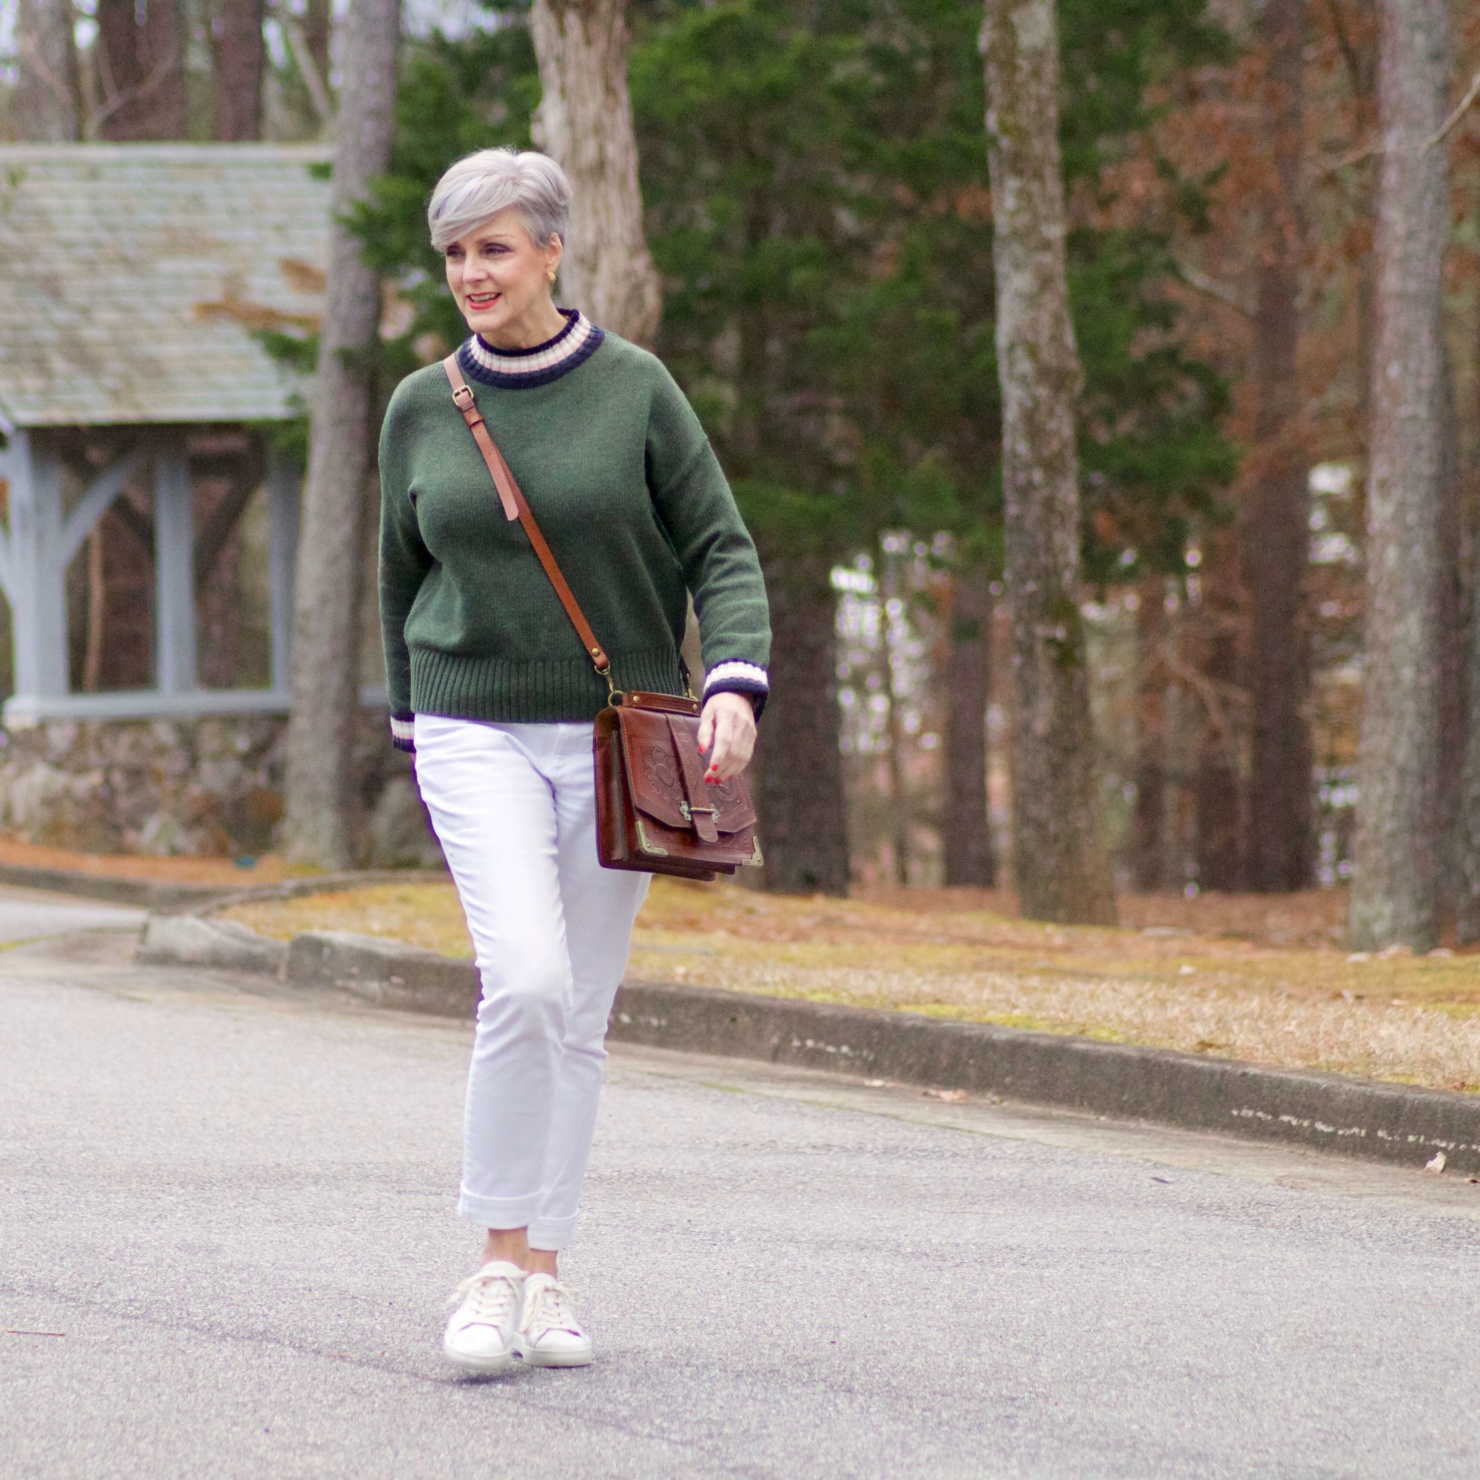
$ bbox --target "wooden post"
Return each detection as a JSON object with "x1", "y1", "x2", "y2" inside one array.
[
  {"x1": 4, "y1": 430, "x2": 70, "y2": 703},
  {"x1": 267, "y1": 448, "x2": 300, "y2": 695},
  {"x1": 153, "y1": 447, "x2": 197, "y2": 695}
]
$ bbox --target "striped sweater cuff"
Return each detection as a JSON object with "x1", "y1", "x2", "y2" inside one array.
[
  {"x1": 703, "y1": 660, "x2": 769, "y2": 719},
  {"x1": 390, "y1": 713, "x2": 415, "y2": 753}
]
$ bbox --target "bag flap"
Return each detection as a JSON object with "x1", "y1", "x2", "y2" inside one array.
[{"x1": 617, "y1": 707, "x2": 757, "y2": 834}]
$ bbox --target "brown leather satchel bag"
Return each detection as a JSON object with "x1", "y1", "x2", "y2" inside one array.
[{"x1": 443, "y1": 355, "x2": 762, "y2": 881}]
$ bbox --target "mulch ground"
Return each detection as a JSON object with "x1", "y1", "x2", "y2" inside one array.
[
  {"x1": 0, "y1": 836, "x2": 286, "y2": 886},
  {"x1": 218, "y1": 874, "x2": 1480, "y2": 1095}
]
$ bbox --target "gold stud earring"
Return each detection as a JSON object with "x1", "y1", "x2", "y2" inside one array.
[{"x1": 547, "y1": 268, "x2": 557, "y2": 284}]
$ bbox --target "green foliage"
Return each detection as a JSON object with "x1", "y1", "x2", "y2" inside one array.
[
  {"x1": 631, "y1": 0, "x2": 866, "y2": 523},
  {"x1": 259, "y1": 14, "x2": 538, "y2": 460},
  {"x1": 1058, "y1": 0, "x2": 1234, "y2": 184},
  {"x1": 332, "y1": 0, "x2": 1236, "y2": 586},
  {"x1": 631, "y1": 0, "x2": 1236, "y2": 582},
  {"x1": 353, "y1": 13, "x2": 540, "y2": 354}
]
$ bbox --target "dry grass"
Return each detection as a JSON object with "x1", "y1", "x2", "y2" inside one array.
[
  {"x1": 0, "y1": 835, "x2": 286, "y2": 885},
  {"x1": 220, "y1": 877, "x2": 1480, "y2": 1094}
]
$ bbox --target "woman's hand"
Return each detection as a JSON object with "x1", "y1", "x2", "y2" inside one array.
[{"x1": 696, "y1": 692, "x2": 757, "y2": 784}]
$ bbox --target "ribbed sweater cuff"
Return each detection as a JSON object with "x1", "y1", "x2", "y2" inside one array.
[{"x1": 703, "y1": 659, "x2": 769, "y2": 719}]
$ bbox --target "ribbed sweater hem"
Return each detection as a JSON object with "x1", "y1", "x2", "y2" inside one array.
[{"x1": 409, "y1": 645, "x2": 686, "y2": 723}]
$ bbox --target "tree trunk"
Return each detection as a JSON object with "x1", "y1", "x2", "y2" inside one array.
[
  {"x1": 15, "y1": 0, "x2": 80, "y2": 141},
  {"x1": 282, "y1": 0, "x2": 402, "y2": 871},
  {"x1": 979, "y1": 0, "x2": 1116, "y2": 925},
  {"x1": 95, "y1": 0, "x2": 144, "y2": 139},
  {"x1": 530, "y1": 0, "x2": 662, "y2": 347},
  {"x1": 1131, "y1": 580, "x2": 1166, "y2": 892},
  {"x1": 304, "y1": 0, "x2": 332, "y2": 87},
  {"x1": 213, "y1": 0, "x2": 265, "y2": 141},
  {"x1": 943, "y1": 566, "x2": 996, "y2": 886},
  {"x1": 1346, "y1": 0, "x2": 1449, "y2": 952},
  {"x1": 1242, "y1": 0, "x2": 1313, "y2": 893},
  {"x1": 1195, "y1": 598, "x2": 1243, "y2": 892},
  {"x1": 95, "y1": 0, "x2": 185, "y2": 140},
  {"x1": 881, "y1": 635, "x2": 910, "y2": 886},
  {"x1": 136, "y1": 0, "x2": 186, "y2": 138},
  {"x1": 1455, "y1": 554, "x2": 1480, "y2": 942},
  {"x1": 1450, "y1": 345, "x2": 1480, "y2": 939},
  {"x1": 1435, "y1": 345, "x2": 1464, "y2": 917},
  {"x1": 754, "y1": 559, "x2": 850, "y2": 895}
]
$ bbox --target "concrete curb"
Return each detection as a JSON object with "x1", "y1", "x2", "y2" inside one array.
[
  {"x1": 138, "y1": 914, "x2": 289, "y2": 973},
  {"x1": 610, "y1": 981, "x2": 1480, "y2": 1176},
  {"x1": 0, "y1": 861, "x2": 230, "y2": 910},
  {"x1": 135, "y1": 916, "x2": 1480, "y2": 1177},
  {"x1": 285, "y1": 930, "x2": 479, "y2": 1017}
]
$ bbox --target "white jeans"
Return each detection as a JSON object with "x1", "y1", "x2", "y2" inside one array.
[{"x1": 413, "y1": 713, "x2": 650, "y2": 1250}]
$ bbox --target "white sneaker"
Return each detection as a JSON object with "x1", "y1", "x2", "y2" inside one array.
[
  {"x1": 443, "y1": 1260, "x2": 526, "y2": 1373},
  {"x1": 515, "y1": 1273, "x2": 594, "y2": 1368}
]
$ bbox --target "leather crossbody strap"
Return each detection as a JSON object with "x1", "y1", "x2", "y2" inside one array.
[{"x1": 443, "y1": 354, "x2": 613, "y2": 679}]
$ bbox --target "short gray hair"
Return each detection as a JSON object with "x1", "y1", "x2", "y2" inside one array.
[{"x1": 427, "y1": 148, "x2": 571, "y2": 252}]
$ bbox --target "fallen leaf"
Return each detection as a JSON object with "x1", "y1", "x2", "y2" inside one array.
[{"x1": 922, "y1": 1088, "x2": 967, "y2": 1102}]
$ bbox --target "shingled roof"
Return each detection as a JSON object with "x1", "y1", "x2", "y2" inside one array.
[{"x1": 0, "y1": 142, "x2": 333, "y2": 430}]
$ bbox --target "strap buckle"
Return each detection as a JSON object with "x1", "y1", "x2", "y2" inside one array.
[{"x1": 451, "y1": 383, "x2": 476, "y2": 410}]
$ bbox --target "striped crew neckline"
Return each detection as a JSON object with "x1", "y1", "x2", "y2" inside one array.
[{"x1": 459, "y1": 309, "x2": 605, "y2": 389}]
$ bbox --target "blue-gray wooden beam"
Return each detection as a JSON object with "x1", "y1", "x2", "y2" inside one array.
[
  {"x1": 58, "y1": 448, "x2": 144, "y2": 569},
  {"x1": 153, "y1": 447, "x2": 197, "y2": 695},
  {"x1": 267, "y1": 448, "x2": 300, "y2": 696},
  {"x1": 3, "y1": 431, "x2": 69, "y2": 703}
]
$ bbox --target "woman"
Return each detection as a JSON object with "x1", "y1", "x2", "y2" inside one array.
[{"x1": 378, "y1": 147, "x2": 771, "y2": 1374}]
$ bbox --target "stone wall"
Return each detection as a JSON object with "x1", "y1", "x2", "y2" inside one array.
[{"x1": 0, "y1": 713, "x2": 441, "y2": 867}]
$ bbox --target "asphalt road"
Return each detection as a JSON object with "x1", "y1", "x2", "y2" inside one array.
[
  {"x1": 4, "y1": 924, "x2": 1479, "y2": 1479},
  {"x1": 0, "y1": 884, "x2": 144, "y2": 943}
]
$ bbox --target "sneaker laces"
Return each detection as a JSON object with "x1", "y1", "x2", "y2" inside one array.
[
  {"x1": 526, "y1": 1278, "x2": 580, "y2": 1335},
  {"x1": 450, "y1": 1267, "x2": 521, "y2": 1327}
]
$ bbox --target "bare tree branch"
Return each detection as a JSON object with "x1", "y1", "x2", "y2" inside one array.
[
  {"x1": 279, "y1": 12, "x2": 335, "y2": 128},
  {"x1": 1171, "y1": 259, "x2": 1252, "y2": 317},
  {"x1": 1422, "y1": 68, "x2": 1480, "y2": 153},
  {"x1": 1322, "y1": 67, "x2": 1480, "y2": 175},
  {"x1": 85, "y1": 53, "x2": 180, "y2": 139}
]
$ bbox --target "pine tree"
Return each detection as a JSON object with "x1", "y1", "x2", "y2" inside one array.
[
  {"x1": 980, "y1": 0, "x2": 1117, "y2": 924},
  {"x1": 213, "y1": 0, "x2": 266, "y2": 141},
  {"x1": 1242, "y1": 0, "x2": 1314, "y2": 892},
  {"x1": 1346, "y1": 0, "x2": 1450, "y2": 951}
]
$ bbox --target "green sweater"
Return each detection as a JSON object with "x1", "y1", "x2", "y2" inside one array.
[{"x1": 378, "y1": 330, "x2": 771, "y2": 742}]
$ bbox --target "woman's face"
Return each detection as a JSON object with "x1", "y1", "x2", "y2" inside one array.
[{"x1": 444, "y1": 207, "x2": 563, "y2": 348}]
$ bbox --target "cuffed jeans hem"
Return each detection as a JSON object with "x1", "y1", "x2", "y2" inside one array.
[
  {"x1": 528, "y1": 1214, "x2": 579, "y2": 1252},
  {"x1": 459, "y1": 1189, "x2": 544, "y2": 1230}
]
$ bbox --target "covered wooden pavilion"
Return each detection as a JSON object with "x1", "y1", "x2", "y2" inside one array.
[{"x1": 0, "y1": 142, "x2": 333, "y2": 725}]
